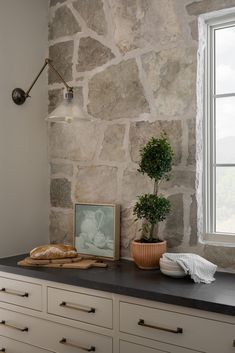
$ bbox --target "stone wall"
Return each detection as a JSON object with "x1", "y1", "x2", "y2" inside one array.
[{"x1": 48, "y1": 0, "x2": 235, "y2": 271}]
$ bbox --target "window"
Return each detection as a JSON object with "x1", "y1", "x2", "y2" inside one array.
[{"x1": 205, "y1": 14, "x2": 235, "y2": 243}]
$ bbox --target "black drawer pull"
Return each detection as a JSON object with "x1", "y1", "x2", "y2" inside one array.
[
  {"x1": 0, "y1": 288, "x2": 28, "y2": 298},
  {"x1": 0, "y1": 349, "x2": 5, "y2": 352},
  {"x1": 60, "y1": 301, "x2": 95, "y2": 313},
  {"x1": 60, "y1": 338, "x2": 95, "y2": 351},
  {"x1": 138, "y1": 319, "x2": 183, "y2": 334},
  {"x1": 0, "y1": 320, "x2": 28, "y2": 332}
]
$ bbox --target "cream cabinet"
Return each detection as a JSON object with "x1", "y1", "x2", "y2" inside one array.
[
  {"x1": 120, "y1": 301, "x2": 235, "y2": 353},
  {"x1": 0, "y1": 272, "x2": 234, "y2": 353},
  {"x1": 0, "y1": 336, "x2": 52, "y2": 353},
  {"x1": 0, "y1": 276, "x2": 42, "y2": 311},
  {"x1": 48, "y1": 286, "x2": 113, "y2": 328},
  {"x1": 119, "y1": 340, "x2": 199, "y2": 353},
  {"x1": 120, "y1": 341, "x2": 165, "y2": 353}
]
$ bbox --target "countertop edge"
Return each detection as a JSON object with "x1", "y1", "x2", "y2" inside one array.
[{"x1": 0, "y1": 261, "x2": 234, "y2": 317}]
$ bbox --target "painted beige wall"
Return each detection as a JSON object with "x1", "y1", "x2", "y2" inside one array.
[{"x1": 0, "y1": 0, "x2": 49, "y2": 257}]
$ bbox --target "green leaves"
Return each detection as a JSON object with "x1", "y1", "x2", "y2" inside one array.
[
  {"x1": 138, "y1": 134, "x2": 174, "y2": 182},
  {"x1": 134, "y1": 194, "x2": 170, "y2": 225},
  {"x1": 133, "y1": 133, "x2": 173, "y2": 242}
]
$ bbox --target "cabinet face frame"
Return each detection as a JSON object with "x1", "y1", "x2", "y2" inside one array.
[{"x1": 0, "y1": 271, "x2": 234, "y2": 353}]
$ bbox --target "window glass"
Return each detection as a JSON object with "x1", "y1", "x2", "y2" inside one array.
[
  {"x1": 215, "y1": 26, "x2": 235, "y2": 94},
  {"x1": 216, "y1": 167, "x2": 235, "y2": 233},
  {"x1": 216, "y1": 97, "x2": 235, "y2": 164}
]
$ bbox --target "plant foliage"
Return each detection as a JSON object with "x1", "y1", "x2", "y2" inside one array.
[
  {"x1": 134, "y1": 194, "x2": 171, "y2": 224},
  {"x1": 138, "y1": 134, "x2": 173, "y2": 182},
  {"x1": 133, "y1": 133, "x2": 173, "y2": 242}
]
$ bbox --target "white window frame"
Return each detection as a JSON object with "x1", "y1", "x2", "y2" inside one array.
[{"x1": 204, "y1": 11, "x2": 235, "y2": 244}]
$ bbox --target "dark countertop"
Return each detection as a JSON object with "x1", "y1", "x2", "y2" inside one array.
[{"x1": 0, "y1": 254, "x2": 234, "y2": 317}]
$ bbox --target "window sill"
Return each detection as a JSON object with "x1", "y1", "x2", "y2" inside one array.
[{"x1": 201, "y1": 233, "x2": 235, "y2": 246}]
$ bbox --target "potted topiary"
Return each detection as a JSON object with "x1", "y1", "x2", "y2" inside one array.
[{"x1": 131, "y1": 133, "x2": 174, "y2": 269}]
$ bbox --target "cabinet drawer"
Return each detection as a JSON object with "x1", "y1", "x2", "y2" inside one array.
[
  {"x1": 48, "y1": 286, "x2": 112, "y2": 328},
  {"x1": 0, "y1": 336, "x2": 52, "y2": 353},
  {"x1": 44, "y1": 320, "x2": 112, "y2": 353},
  {"x1": 120, "y1": 340, "x2": 204, "y2": 353},
  {"x1": 120, "y1": 341, "x2": 166, "y2": 353},
  {"x1": 120, "y1": 302, "x2": 235, "y2": 353},
  {"x1": 0, "y1": 308, "x2": 40, "y2": 346},
  {"x1": 0, "y1": 277, "x2": 42, "y2": 311},
  {"x1": 0, "y1": 307, "x2": 112, "y2": 353}
]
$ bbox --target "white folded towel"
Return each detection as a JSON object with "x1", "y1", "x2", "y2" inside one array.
[{"x1": 162, "y1": 253, "x2": 217, "y2": 284}]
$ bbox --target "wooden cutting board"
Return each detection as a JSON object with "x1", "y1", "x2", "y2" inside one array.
[
  {"x1": 24, "y1": 256, "x2": 83, "y2": 265},
  {"x1": 18, "y1": 258, "x2": 108, "y2": 269}
]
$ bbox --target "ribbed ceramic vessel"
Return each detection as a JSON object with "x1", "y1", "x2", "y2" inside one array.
[{"x1": 131, "y1": 240, "x2": 167, "y2": 270}]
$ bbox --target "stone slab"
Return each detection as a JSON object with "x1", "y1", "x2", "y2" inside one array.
[{"x1": 0, "y1": 255, "x2": 234, "y2": 316}]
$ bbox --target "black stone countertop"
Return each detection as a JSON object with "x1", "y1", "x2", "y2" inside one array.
[{"x1": 0, "y1": 255, "x2": 234, "y2": 317}]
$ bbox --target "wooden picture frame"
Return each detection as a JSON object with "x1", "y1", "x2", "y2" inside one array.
[{"x1": 74, "y1": 203, "x2": 120, "y2": 260}]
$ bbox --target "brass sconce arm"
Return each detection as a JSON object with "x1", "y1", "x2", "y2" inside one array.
[{"x1": 12, "y1": 58, "x2": 73, "y2": 105}]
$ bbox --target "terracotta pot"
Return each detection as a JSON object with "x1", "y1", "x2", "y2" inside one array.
[{"x1": 131, "y1": 240, "x2": 167, "y2": 270}]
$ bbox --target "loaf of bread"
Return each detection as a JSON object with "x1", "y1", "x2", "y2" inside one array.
[{"x1": 30, "y1": 244, "x2": 77, "y2": 260}]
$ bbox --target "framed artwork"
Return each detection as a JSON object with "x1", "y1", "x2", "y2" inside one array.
[{"x1": 74, "y1": 203, "x2": 120, "y2": 260}]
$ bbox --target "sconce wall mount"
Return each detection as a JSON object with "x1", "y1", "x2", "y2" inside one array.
[
  {"x1": 12, "y1": 58, "x2": 73, "y2": 106},
  {"x1": 12, "y1": 58, "x2": 89, "y2": 123}
]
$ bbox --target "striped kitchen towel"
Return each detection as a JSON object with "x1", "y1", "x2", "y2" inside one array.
[{"x1": 162, "y1": 253, "x2": 217, "y2": 284}]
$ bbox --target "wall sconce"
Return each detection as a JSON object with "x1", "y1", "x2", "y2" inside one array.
[{"x1": 12, "y1": 58, "x2": 87, "y2": 123}]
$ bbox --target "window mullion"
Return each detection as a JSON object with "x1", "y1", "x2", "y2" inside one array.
[
  {"x1": 214, "y1": 92, "x2": 235, "y2": 98},
  {"x1": 212, "y1": 27, "x2": 216, "y2": 234},
  {"x1": 207, "y1": 25, "x2": 218, "y2": 235}
]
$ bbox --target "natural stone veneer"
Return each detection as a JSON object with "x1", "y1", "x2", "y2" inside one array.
[
  {"x1": 186, "y1": 0, "x2": 235, "y2": 16},
  {"x1": 187, "y1": 119, "x2": 196, "y2": 165},
  {"x1": 49, "y1": 121, "x2": 102, "y2": 161},
  {"x1": 50, "y1": 211, "x2": 74, "y2": 245},
  {"x1": 75, "y1": 166, "x2": 118, "y2": 203},
  {"x1": 141, "y1": 47, "x2": 197, "y2": 117},
  {"x1": 190, "y1": 194, "x2": 197, "y2": 246},
  {"x1": 49, "y1": 41, "x2": 74, "y2": 84},
  {"x1": 88, "y1": 59, "x2": 150, "y2": 120},
  {"x1": 77, "y1": 37, "x2": 115, "y2": 72},
  {"x1": 49, "y1": 5, "x2": 81, "y2": 40},
  {"x1": 130, "y1": 121, "x2": 182, "y2": 165},
  {"x1": 109, "y1": 0, "x2": 183, "y2": 53},
  {"x1": 51, "y1": 163, "x2": 73, "y2": 177},
  {"x1": 73, "y1": 0, "x2": 107, "y2": 36},
  {"x1": 204, "y1": 245, "x2": 235, "y2": 270},
  {"x1": 160, "y1": 169, "x2": 195, "y2": 191},
  {"x1": 100, "y1": 124, "x2": 126, "y2": 162},
  {"x1": 48, "y1": 0, "x2": 235, "y2": 270},
  {"x1": 121, "y1": 168, "x2": 154, "y2": 204},
  {"x1": 50, "y1": 0, "x2": 65, "y2": 6},
  {"x1": 49, "y1": 86, "x2": 83, "y2": 114},
  {"x1": 164, "y1": 194, "x2": 184, "y2": 248},
  {"x1": 48, "y1": 89, "x2": 64, "y2": 114},
  {"x1": 50, "y1": 178, "x2": 72, "y2": 209},
  {"x1": 121, "y1": 205, "x2": 142, "y2": 258}
]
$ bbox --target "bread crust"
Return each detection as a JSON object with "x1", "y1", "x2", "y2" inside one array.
[{"x1": 30, "y1": 244, "x2": 77, "y2": 260}]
